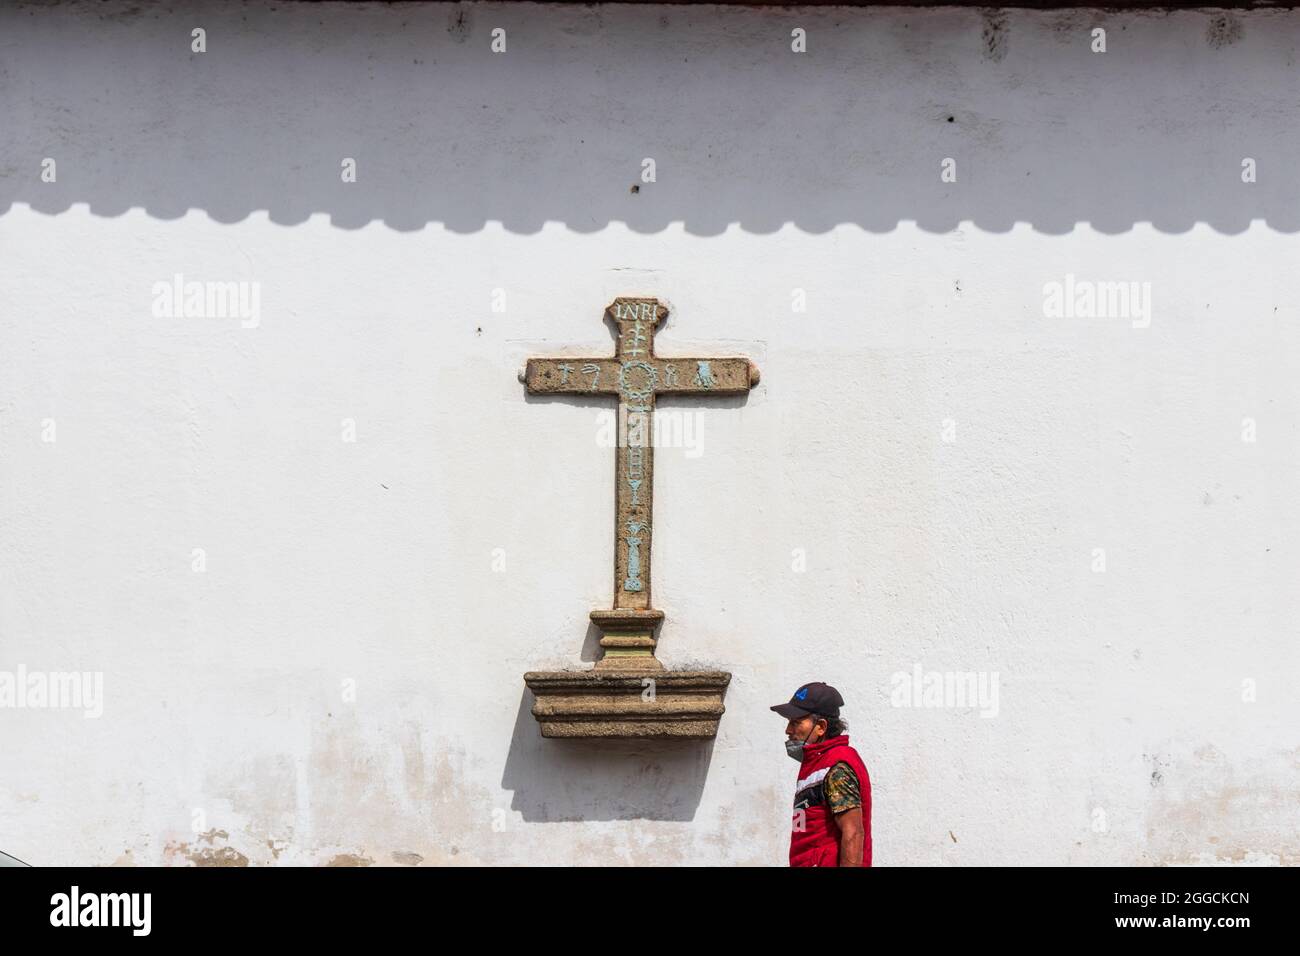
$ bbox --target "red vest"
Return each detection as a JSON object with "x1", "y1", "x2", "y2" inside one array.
[{"x1": 789, "y1": 734, "x2": 872, "y2": 867}]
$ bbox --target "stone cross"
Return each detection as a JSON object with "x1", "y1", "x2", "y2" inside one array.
[{"x1": 524, "y1": 297, "x2": 760, "y2": 671}]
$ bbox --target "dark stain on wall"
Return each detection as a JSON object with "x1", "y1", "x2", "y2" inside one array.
[
  {"x1": 1206, "y1": 14, "x2": 1243, "y2": 48},
  {"x1": 448, "y1": 5, "x2": 473, "y2": 44},
  {"x1": 982, "y1": 11, "x2": 1009, "y2": 62}
]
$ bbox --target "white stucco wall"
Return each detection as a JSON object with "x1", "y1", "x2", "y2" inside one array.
[{"x1": 1, "y1": 1, "x2": 1297, "y2": 866}]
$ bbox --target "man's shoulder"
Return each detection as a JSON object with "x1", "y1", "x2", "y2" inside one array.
[
  {"x1": 826, "y1": 746, "x2": 871, "y2": 788},
  {"x1": 826, "y1": 741, "x2": 868, "y2": 767}
]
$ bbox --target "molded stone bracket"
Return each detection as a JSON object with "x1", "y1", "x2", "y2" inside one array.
[{"x1": 522, "y1": 669, "x2": 731, "y2": 738}]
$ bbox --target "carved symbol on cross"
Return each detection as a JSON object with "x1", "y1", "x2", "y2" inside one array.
[
  {"x1": 523, "y1": 298, "x2": 761, "y2": 641},
  {"x1": 624, "y1": 521, "x2": 646, "y2": 592}
]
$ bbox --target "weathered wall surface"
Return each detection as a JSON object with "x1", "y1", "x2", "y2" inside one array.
[{"x1": 1, "y1": 2, "x2": 1296, "y2": 866}]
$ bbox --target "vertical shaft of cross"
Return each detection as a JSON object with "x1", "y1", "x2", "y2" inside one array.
[
  {"x1": 617, "y1": 400, "x2": 653, "y2": 607},
  {"x1": 611, "y1": 300, "x2": 661, "y2": 614}
]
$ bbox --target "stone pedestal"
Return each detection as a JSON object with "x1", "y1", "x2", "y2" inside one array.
[
  {"x1": 590, "y1": 607, "x2": 663, "y2": 670},
  {"x1": 524, "y1": 606, "x2": 730, "y2": 738}
]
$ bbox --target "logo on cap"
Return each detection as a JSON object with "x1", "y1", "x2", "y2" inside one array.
[{"x1": 794, "y1": 687, "x2": 809, "y2": 701}]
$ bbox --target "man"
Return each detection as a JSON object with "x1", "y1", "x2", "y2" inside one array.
[{"x1": 771, "y1": 682, "x2": 872, "y2": 867}]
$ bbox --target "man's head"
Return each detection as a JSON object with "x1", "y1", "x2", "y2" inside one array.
[{"x1": 771, "y1": 682, "x2": 847, "y2": 744}]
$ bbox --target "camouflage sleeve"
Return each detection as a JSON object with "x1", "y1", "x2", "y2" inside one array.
[{"x1": 825, "y1": 761, "x2": 862, "y2": 815}]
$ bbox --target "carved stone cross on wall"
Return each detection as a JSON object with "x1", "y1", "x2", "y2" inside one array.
[{"x1": 521, "y1": 297, "x2": 760, "y2": 738}]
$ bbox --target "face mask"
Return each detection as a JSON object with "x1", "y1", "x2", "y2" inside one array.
[{"x1": 784, "y1": 722, "x2": 819, "y2": 762}]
